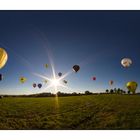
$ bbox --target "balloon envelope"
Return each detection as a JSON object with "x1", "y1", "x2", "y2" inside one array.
[
  {"x1": 38, "y1": 83, "x2": 42, "y2": 88},
  {"x1": 109, "y1": 80, "x2": 113, "y2": 85},
  {"x1": 0, "y1": 48, "x2": 8, "y2": 69},
  {"x1": 58, "y1": 72, "x2": 62, "y2": 77},
  {"x1": 0, "y1": 74, "x2": 3, "y2": 81},
  {"x1": 20, "y1": 77, "x2": 27, "y2": 83},
  {"x1": 45, "y1": 64, "x2": 48, "y2": 68},
  {"x1": 63, "y1": 80, "x2": 67, "y2": 84},
  {"x1": 33, "y1": 83, "x2": 36, "y2": 88},
  {"x1": 73, "y1": 65, "x2": 80, "y2": 72},
  {"x1": 92, "y1": 77, "x2": 96, "y2": 80},
  {"x1": 121, "y1": 58, "x2": 132, "y2": 68},
  {"x1": 126, "y1": 81, "x2": 138, "y2": 94}
]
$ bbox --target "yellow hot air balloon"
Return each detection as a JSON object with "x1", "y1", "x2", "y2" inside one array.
[
  {"x1": 19, "y1": 77, "x2": 27, "y2": 83},
  {"x1": 0, "y1": 48, "x2": 8, "y2": 69},
  {"x1": 126, "y1": 81, "x2": 138, "y2": 94},
  {"x1": 45, "y1": 64, "x2": 48, "y2": 68}
]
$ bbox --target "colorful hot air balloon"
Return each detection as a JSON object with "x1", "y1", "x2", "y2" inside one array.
[
  {"x1": 109, "y1": 80, "x2": 113, "y2": 85},
  {"x1": 121, "y1": 58, "x2": 132, "y2": 68},
  {"x1": 58, "y1": 72, "x2": 62, "y2": 77},
  {"x1": 0, "y1": 48, "x2": 8, "y2": 69},
  {"x1": 38, "y1": 83, "x2": 42, "y2": 88},
  {"x1": 45, "y1": 64, "x2": 48, "y2": 68},
  {"x1": 92, "y1": 77, "x2": 96, "y2": 81},
  {"x1": 0, "y1": 74, "x2": 3, "y2": 81},
  {"x1": 73, "y1": 65, "x2": 80, "y2": 73},
  {"x1": 126, "y1": 81, "x2": 138, "y2": 94},
  {"x1": 19, "y1": 77, "x2": 27, "y2": 83},
  {"x1": 33, "y1": 83, "x2": 36, "y2": 88}
]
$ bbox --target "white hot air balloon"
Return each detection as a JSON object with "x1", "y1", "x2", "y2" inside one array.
[{"x1": 121, "y1": 58, "x2": 132, "y2": 68}]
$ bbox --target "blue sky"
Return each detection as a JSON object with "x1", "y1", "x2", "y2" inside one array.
[{"x1": 0, "y1": 11, "x2": 140, "y2": 95}]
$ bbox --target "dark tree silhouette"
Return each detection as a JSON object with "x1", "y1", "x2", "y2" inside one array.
[
  {"x1": 110, "y1": 89, "x2": 114, "y2": 94},
  {"x1": 85, "y1": 91, "x2": 92, "y2": 95},
  {"x1": 106, "y1": 89, "x2": 109, "y2": 93}
]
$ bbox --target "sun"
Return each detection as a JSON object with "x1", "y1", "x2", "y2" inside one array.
[{"x1": 51, "y1": 78, "x2": 60, "y2": 86}]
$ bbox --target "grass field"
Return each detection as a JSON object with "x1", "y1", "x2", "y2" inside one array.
[{"x1": 0, "y1": 94, "x2": 140, "y2": 130}]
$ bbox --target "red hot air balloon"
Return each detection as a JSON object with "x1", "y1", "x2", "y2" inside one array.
[
  {"x1": 92, "y1": 77, "x2": 96, "y2": 81},
  {"x1": 73, "y1": 65, "x2": 80, "y2": 73}
]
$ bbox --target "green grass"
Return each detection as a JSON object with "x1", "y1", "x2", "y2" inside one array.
[{"x1": 0, "y1": 94, "x2": 140, "y2": 129}]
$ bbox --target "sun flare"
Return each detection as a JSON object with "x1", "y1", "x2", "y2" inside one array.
[{"x1": 51, "y1": 78, "x2": 60, "y2": 86}]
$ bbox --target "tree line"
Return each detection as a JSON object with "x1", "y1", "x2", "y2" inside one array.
[{"x1": 0, "y1": 88, "x2": 138, "y2": 98}]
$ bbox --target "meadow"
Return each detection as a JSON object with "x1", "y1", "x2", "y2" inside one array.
[{"x1": 0, "y1": 94, "x2": 140, "y2": 130}]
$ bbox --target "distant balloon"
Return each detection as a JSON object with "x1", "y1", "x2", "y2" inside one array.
[
  {"x1": 33, "y1": 83, "x2": 36, "y2": 88},
  {"x1": 73, "y1": 65, "x2": 80, "y2": 73},
  {"x1": 126, "y1": 81, "x2": 138, "y2": 94},
  {"x1": 92, "y1": 77, "x2": 96, "y2": 81},
  {"x1": 45, "y1": 64, "x2": 48, "y2": 68},
  {"x1": 121, "y1": 58, "x2": 132, "y2": 68},
  {"x1": 38, "y1": 83, "x2": 42, "y2": 88},
  {"x1": 0, "y1": 74, "x2": 3, "y2": 81},
  {"x1": 58, "y1": 72, "x2": 62, "y2": 77},
  {"x1": 63, "y1": 80, "x2": 67, "y2": 84},
  {"x1": 0, "y1": 48, "x2": 8, "y2": 69},
  {"x1": 19, "y1": 77, "x2": 27, "y2": 83},
  {"x1": 44, "y1": 80, "x2": 48, "y2": 84},
  {"x1": 109, "y1": 80, "x2": 113, "y2": 85}
]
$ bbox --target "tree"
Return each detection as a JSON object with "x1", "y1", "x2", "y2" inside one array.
[
  {"x1": 117, "y1": 88, "x2": 121, "y2": 94},
  {"x1": 110, "y1": 89, "x2": 114, "y2": 94},
  {"x1": 106, "y1": 89, "x2": 109, "y2": 93},
  {"x1": 128, "y1": 90, "x2": 130, "y2": 94},
  {"x1": 123, "y1": 90, "x2": 126, "y2": 94},
  {"x1": 72, "y1": 92, "x2": 77, "y2": 96},
  {"x1": 0, "y1": 96, "x2": 3, "y2": 99},
  {"x1": 85, "y1": 91, "x2": 92, "y2": 95},
  {"x1": 114, "y1": 88, "x2": 117, "y2": 93}
]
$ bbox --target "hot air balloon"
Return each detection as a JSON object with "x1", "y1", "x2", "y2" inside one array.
[
  {"x1": 38, "y1": 83, "x2": 42, "y2": 88},
  {"x1": 58, "y1": 72, "x2": 62, "y2": 77},
  {"x1": 121, "y1": 58, "x2": 132, "y2": 68},
  {"x1": 63, "y1": 80, "x2": 67, "y2": 84},
  {"x1": 44, "y1": 80, "x2": 47, "y2": 84},
  {"x1": 33, "y1": 83, "x2": 36, "y2": 88},
  {"x1": 109, "y1": 80, "x2": 113, "y2": 85},
  {"x1": 92, "y1": 77, "x2": 96, "y2": 81},
  {"x1": 0, "y1": 74, "x2": 3, "y2": 81},
  {"x1": 45, "y1": 64, "x2": 48, "y2": 68},
  {"x1": 19, "y1": 77, "x2": 27, "y2": 83},
  {"x1": 73, "y1": 65, "x2": 80, "y2": 73},
  {"x1": 126, "y1": 81, "x2": 138, "y2": 94},
  {"x1": 0, "y1": 48, "x2": 8, "y2": 69}
]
